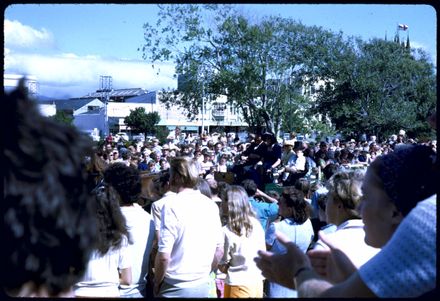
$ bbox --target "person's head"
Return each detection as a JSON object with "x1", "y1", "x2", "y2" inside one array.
[
  {"x1": 263, "y1": 132, "x2": 277, "y2": 145},
  {"x1": 266, "y1": 190, "x2": 280, "y2": 201},
  {"x1": 169, "y1": 157, "x2": 199, "y2": 189},
  {"x1": 217, "y1": 181, "x2": 231, "y2": 202},
  {"x1": 360, "y1": 145, "x2": 437, "y2": 248},
  {"x1": 159, "y1": 158, "x2": 169, "y2": 170},
  {"x1": 152, "y1": 171, "x2": 172, "y2": 196},
  {"x1": 241, "y1": 179, "x2": 258, "y2": 197},
  {"x1": 103, "y1": 162, "x2": 141, "y2": 206},
  {"x1": 279, "y1": 187, "x2": 311, "y2": 223},
  {"x1": 283, "y1": 140, "x2": 294, "y2": 151},
  {"x1": 112, "y1": 149, "x2": 119, "y2": 160},
  {"x1": 325, "y1": 170, "x2": 364, "y2": 226},
  {"x1": 196, "y1": 178, "x2": 213, "y2": 199},
  {"x1": 222, "y1": 185, "x2": 256, "y2": 237},
  {"x1": 322, "y1": 163, "x2": 340, "y2": 181},
  {"x1": 4, "y1": 82, "x2": 97, "y2": 296},
  {"x1": 214, "y1": 142, "x2": 223, "y2": 153},
  {"x1": 317, "y1": 193, "x2": 329, "y2": 222},
  {"x1": 294, "y1": 178, "x2": 311, "y2": 198},
  {"x1": 219, "y1": 154, "x2": 228, "y2": 164},
  {"x1": 121, "y1": 150, "x2": 131, "y2": 161}
]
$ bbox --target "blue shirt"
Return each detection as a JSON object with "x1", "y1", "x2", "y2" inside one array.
[{"x1": 248, "y1": 197, "x2": 279, "y2": 230}]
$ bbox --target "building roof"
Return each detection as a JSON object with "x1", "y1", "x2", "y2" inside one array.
[
  {"x1": 54, "y1": 97, "x2": 102, "y2": 111},
  {"x1": 124, "y1": 93, "x2": 156, "y2": 104},
  {"x1": 80, "y1": 88, "x2": 146, "y2": 99}
]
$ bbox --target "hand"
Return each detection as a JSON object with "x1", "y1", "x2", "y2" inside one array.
[
  {"x1": 254, "y1": 231, "x2": 311, "y2": 289},
  {"x1": 307, "y1": 231, "x2": 357, "y2": 283}
]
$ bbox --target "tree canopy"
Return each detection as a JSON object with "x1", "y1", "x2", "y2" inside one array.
[
  {"x1": 124, "y1": 107, "x2": 161, "y2": 138},
  {"x1": 313, "y1": 38, "x2": 436, "y2": 141},
  {"x1": 141, "y1": 4, "x2": 348, "y2": 135},
  {"x1": 140, "y1": 4, "x2": 436, "y2": 140}
]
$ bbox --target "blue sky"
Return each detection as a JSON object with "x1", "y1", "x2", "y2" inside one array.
[{"x1": 4, "y1": 4, "x2": 437, "y2": 98}]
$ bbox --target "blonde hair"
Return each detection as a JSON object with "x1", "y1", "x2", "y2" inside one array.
[
  {"x1": 169, "y1": 157, "x2": 200, "y2": 189},
  {"x1": 224, "y1": 185, "x2": 256, "y2": 237},
  {"x1": 326, "y1": 170, "x2": 364, "y2": 219}
]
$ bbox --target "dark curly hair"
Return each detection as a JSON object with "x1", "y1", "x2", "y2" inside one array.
[
  {"x1": 103, "y1": 162, "x2": 142, "y2": 205},
  {"x1": 3, "y1": 81, "x2": 98, "y2": 296},
  {"x1": 94, "y1": 186, "x2": 131, "y2": 255},
  {"x1": 281, "y1": 187, "x2": 311, "y2": 224}
]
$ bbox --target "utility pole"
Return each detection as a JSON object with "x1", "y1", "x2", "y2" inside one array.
[
  {"x1": 100, "y1": 75, "x2": 113, "y2": 136},
  {"x1": 202, "y1": 81, "x2": 205, "y2": 135}
]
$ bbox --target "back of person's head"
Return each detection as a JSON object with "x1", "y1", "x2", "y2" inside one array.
[
  {"x1": 326, "y1": 170, "x2": 365, "y2": 219},
  {"x1": 103, "y1": 162, "x2": 141, "y2": 205},
  {"x1": 295, "y1": 178, "x2": 311, "y2": 197},
  {"x1": 370, "y1": 144, "x2": 437, "y2": 216},
  {"x1": 241, "y1": 179, "x2": 258, "y2": 197},
  {"x1": 317, "y1": 193, "x2": 328, "y2": 212},
  {"x1": 281, "y1": 187, "x2": 311, "y2": 224},
  {"x1": 217, "y1": 181, "x2": 231, "y2": 201},
  {"x1": 152, "y1": 170, "x2": 171, "y2": 196},
  {"x1": 263, "y1": 132, "x2": 277, "y2": 144},
  {"x1": 94, "y1": 185, "x2": 130, "y2": 255},
  {"x1": 206, "y1": 178, "x2": 219, "y2": 195},
  {"x1": 224, "y1": 185, "x2": 255, "y2": 237},
  {"x1": 196, "y1": 178, "x2": 213, "y2": 198},
  {"x1": 323, "y1": 163, "x2": 340, "y2": 181},
  {"x1": 169, "y1": 157, "x2": 199, "y2": 189},
  {"x1": 4, "y1": 81, "x2": 97, "y2": 296}
]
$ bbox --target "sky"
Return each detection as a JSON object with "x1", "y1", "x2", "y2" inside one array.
[{"x1": 4, "y1": 3, "x2": 437, "y2": 99}]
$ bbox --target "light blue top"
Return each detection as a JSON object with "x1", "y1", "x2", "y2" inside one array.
[
  {"x1": 265, "y1": 218, "x2": 314, "y2": 298},
  {"x1": 248, "y1": 197, "x2": 279, "y2": 230}
]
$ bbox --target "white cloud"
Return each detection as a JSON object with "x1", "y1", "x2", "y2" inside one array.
[
  {"x1": 4, "y1": 19, "x2": 55, "y2": 50},
  {"x1": 5, "y1": 50, "x2": 177, "y2": 98},
  {"x1": 4, "y1": 19, "x2": 177, "y2": 98}
]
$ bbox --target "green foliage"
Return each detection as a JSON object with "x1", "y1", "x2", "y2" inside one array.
[
  {"x1": 155, "y1": 126, "x2": 169, "y2": 144},
  {"x1": 141, "y1": 5, "x2": 435, "y2": 140},
  {"x1": 124, "y1": 107, "x2": 161, "y2": 137},
  {"x1": 314, "y1": 38, "x2": 436, "y2": 140},
  {"x1": 141, "y1": 4, "x2": 349, "y2": 134},
  {"x1": 50, "y1": 110, "x2": 74, "y2": 125}
]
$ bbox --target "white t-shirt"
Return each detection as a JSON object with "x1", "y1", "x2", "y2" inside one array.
[
  {"x1": 74, "y1": 236, "x2": 131, "y2": 297},
  {"x1": 221, "y1": 217, "x2": 266, "y2": 285},
  {"x1": 313, "y1": 219, "x2": 380, "y2": 269},
  {"x1": 119, "y1": 204, "x2": 155, "y2": 297},
  {"x1": 159, "y1": 189, "x2": 223, "y2": 287},
  {"x1": 151, "y1": 191, "x2": 177, "y2": 232},
  {"x1": 358, "y1": 194, "x2": 436, "y2": 297}
]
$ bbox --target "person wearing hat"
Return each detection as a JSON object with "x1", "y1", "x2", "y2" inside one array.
[
  {"x1": 151, "y1": 138, "x2": 162, "y2": 156},
  {"x1": 281, "y1": 140, "x2": 296, "y2": 166},
  {"x1": 200, "y1": 150, "x2": 215, "y2": 175}
]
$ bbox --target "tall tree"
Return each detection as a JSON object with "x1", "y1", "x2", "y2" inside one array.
[
  {"x1": 124, "y1": 107, "x2": 161, "y2": 138},
  {"x1": 314, "y1": 38, "x2": 436, "y2": 140},
  {"x1": 140, "y1": 4, "x2": 349, "y2": 134}
]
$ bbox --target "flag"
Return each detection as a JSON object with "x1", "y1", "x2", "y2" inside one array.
[{"x1": 398, "y1": 24, "x2": 409, "y2": 31}]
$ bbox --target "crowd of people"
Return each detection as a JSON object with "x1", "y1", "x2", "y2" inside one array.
[{"x1": 4, "y1": 82, "x2": 437, "y2": 298}]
